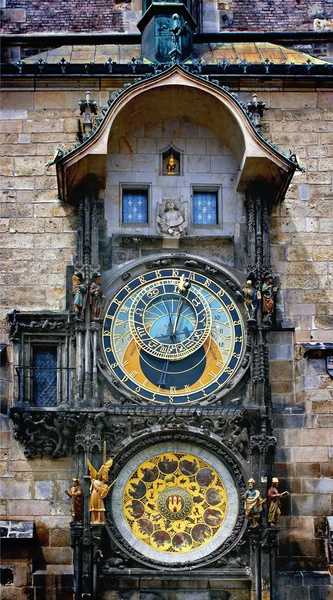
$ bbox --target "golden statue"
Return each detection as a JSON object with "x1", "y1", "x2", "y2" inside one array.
[
  {"x1": 166, "y1": 153, "x2": 177, "y2": 174},
  {"x1": 87, "y1": 458, "x2": 116, "y2": 525}
]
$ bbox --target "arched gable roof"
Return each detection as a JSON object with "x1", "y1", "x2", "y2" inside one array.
[{"x1": 56, "y1": 64, "x2": 296, "y2": 202}]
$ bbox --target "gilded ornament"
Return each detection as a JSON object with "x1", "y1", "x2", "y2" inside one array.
[
  {"x1": 87, "y1": 458, "x2": 116, "y2": 525},
  {"x1": 122, "y1": 452, "x2": 228, "y2": 553}
]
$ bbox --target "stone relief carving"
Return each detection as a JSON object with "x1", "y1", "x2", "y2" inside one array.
[{"x1": 156, "y1": 199, "x2": 188, "y2": 237}]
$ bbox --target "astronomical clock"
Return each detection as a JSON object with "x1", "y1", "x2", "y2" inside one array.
[
  {"x1": 101, "y1": 266, "x2": 246, "y2": 405},
  {"x1": 100, "y1": 260, "x2": 249, "y2": 569}
]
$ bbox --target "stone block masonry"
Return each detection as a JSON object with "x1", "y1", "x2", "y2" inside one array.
[
  {"x1": 1, "y1": 0, "x2": 124, "y2": 34},
  {"x1": 1, "y1": 0, "x2": 332, "y2": 34}
]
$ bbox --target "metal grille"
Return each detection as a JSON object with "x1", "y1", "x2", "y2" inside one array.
[
  {"x1": 122, "y1": 190, "x2": 148, "y2": 223},
  {"x1": 33, "y1": 348, "x2": 57, "y2": 407},
  {"x1": 193, "y1": 191, "x2": 218, "y2": 225}
]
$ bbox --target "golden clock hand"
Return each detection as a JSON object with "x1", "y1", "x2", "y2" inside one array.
[
  {"x1": 172, "y1": 277, "x2": 191, "y2": 337},
  {"x1": 172, "y1": 297, "x2": 185, "y2": 337},
  {"x1": 157, "y1": 359, "x2": 169, "y2": 387}
]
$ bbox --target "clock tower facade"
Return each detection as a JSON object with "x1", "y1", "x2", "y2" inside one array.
[{"x1": 8, "y1": 64, "x2": 298, "y2": 599}]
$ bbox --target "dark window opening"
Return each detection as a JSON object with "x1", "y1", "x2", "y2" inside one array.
[{"x1": 32, "y1": 346, "x2": 57, "y2": 407}]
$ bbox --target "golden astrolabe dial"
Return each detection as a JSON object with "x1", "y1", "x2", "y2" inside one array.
[
  {"x1": 122, "y1": 452, "x2": 228, "y2": 553},
  {"x1": 102, "y1": 268, "x2": 245, "y2": 404}
]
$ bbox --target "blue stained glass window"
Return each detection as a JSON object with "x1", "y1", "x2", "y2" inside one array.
[
  {"x1": 33, "y1": 347, "x2": 57, "y2": 407},
  {"x1": 193, "y1": 191, "x2": 218, "y2": 225},
  {"x1": 122, "y1": 190, "x2": 148, "y2": 224}
]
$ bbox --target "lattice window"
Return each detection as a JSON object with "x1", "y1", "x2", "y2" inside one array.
[
  {"x1": 32, "y1": 347, "x2": 57, "y2": 407},
  {"x1": 122, "y1": 189, "x2": 148, "y2": 224},
  {"x1": 193, "y1": 191, "x2": 218, "y2": 225}
]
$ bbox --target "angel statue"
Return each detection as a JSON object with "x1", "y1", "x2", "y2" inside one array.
[
  {"x1": 156, "y1": 199, "x2": 188, "y2": 237},
  {"x1": 87, "y1": 458, "x2": 116, "y2": 525}
]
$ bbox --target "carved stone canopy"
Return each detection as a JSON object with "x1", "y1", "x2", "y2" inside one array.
[{"x1": 56, "y1": 65, "x2": 296, "y2": 204}]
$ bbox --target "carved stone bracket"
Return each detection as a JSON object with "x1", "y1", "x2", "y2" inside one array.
[
  {"x1": 9, "y1": 405, "x2": 257, "y2": 461},
  {"x1": 10, "y1": 409, "x2": 84, "y2": 458},
  {"x1": 249, "y1": 434, "x2": 277, "y2": 455}
]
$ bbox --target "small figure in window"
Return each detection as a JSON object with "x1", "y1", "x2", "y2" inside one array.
[{"x1": 166, "y1": 153, "x2": 177, "y2": 174}]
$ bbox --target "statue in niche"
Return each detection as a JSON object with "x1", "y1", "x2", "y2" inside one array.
[
  {"x1": 163, "y1": 13, "x2": 188, "y2": 57},
  {"x1": 267, "y1": 477, "x2": 289, "y2": 526},
  {"x1": 242, "y1": 279, "x2": 261, "y2": 321},
  {"x1": 71, "y1": 272, "x2": 87, "y2": 319},
  {"x1": 65, "y1": 477, "x2": 84, "y2": 523},
  {"x1": 89, "y1": 273, "x2": 104, "y2": 321},
  {"x1": 157, "y1": 199, "x2": 188, "y2": 237},
  {"x1": 243, "y1": 478, "x2": 265, "y2": 528},
  {"x1": 87, "y1": 458, "x2": 116, "y2": 525},
  {"x1": 166, "y1": 153, "x2": 178, "y2": 174},
  {"x1": 262, "y1": 273, "x2": 280, "y2": 322}
]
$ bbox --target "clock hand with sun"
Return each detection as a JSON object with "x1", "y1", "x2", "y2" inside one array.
[{"x1": 158, "y1": 276, "x2": 191, "y2": 387}]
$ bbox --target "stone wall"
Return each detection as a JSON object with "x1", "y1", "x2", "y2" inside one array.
[
  {"x1": 2, "y1": 0, "x2": 332, "y2": 34},
  {"x1": 1, "y1": 0, "x2": 124, "y2": 34},
  {"x1": 264, "y1": 89, "x2": 333, "y2": 572}
]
